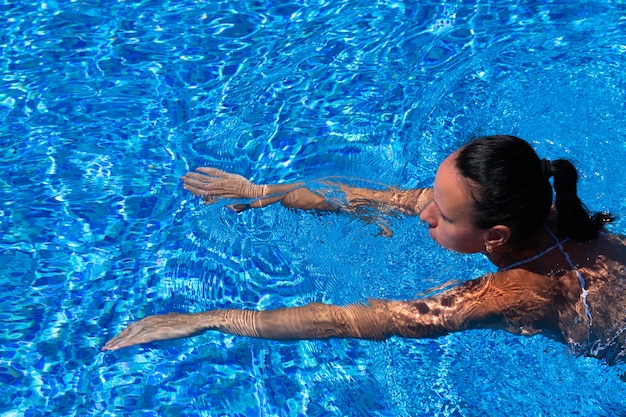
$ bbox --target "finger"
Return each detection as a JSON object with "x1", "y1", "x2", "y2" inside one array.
[
  {"x1": 183, "y1": 183, "x2": 219, "y2": 199},
  {"x1": 102, "y1": 337, "x2": 125, "y2": 351},
  {"x1": 182, "y1": 179, "x2": 232, "y2": 197},
  {"x1": 226, "y1": 203, "x2": 251, "y2": 213},
  {"x1": 182, "y1": 172, "x2": 218, "y2": 183},
  {"x1": 102, "y1": 323, "x2": 138, "y2": 349},
  {"x1": 196, "y1": 167, "x2": 230, "y2": 177},
  {"x1": 102, "y1": 333, "x2": 132, "y2": 351},
  {"x1": 182, "y1": 182, "x2": 202, "y2": 195},
  {"x1": 182, "y1": 175, "x2": 218, "y2": 189},
  {"x1": 102, "y1": 322, "x2": 151, "y2": 351},
  {"x1": 102, "y1": 334, "x2": 146, "y2": 351}
]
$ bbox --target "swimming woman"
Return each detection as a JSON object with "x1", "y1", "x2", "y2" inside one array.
[{"x1": 103, "y1": 135, "x2": 626, "y2": 364}]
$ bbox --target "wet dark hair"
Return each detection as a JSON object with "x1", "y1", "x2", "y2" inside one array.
[{"x1": 454, "y1": 135, "x2": 613, "y2": 243}]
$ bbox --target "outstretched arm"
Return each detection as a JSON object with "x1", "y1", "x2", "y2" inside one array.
[
  {"x1": 181, "y1": 168, "x2": 433, "y2": 216},
  {"x1": 103, "y1": 301, "x2": 394, "y2": 351},
  {"x1": 102, "y1": 271, "x2": 556, "y2": 351}
]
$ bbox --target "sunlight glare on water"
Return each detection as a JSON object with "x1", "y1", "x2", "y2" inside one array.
[{"x1": 1, "y1": 0, "x2": 626, "y2": 415}]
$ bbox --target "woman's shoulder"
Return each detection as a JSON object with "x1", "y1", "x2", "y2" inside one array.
[
  {"x1": 585, "y1": 231, "x2": 626, "y2": 257},
  {"x1": 571, "y1": 231, "x2": 626, "y2": 288},
  {"x1": 602, "y1": 230, "x2": 626, "y2": 245}
]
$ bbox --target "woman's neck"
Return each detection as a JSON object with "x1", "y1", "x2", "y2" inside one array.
[{"x1": 488, "y1": 224, "x2": 563, "y2": 271}]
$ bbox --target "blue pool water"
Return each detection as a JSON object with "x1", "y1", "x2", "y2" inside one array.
[{"x1": 2, "y1": 0, "x2": 626, "y2": 415}]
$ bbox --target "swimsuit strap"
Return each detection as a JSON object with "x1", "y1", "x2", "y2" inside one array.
[
  {"x1": 543, "y1": 227, "x2": 593, "y2": 326},
  {"x1": 500, "y1": 242, "x2": 562, "y2": 271},
  {"x1": 500, "y1": 225, "x2": 593, "y2": 326},
  {"x1": 500, "y1": 224, "x2": 569, "y2": 271}
]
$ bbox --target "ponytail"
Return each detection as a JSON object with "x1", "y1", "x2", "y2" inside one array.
[
  {"x1": 551, "y1": 159, "x2": 613, "y2": 241},
  {"x1": 455, "y1": 135, "x2": 613, "y2": 245}
]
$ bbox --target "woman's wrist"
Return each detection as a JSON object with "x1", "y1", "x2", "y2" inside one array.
[{"x1": 255, "y1": 184, "x2": 268, "y2": 197}]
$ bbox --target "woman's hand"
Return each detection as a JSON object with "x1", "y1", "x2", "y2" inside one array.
[
  {"x1": 102, "y1": 313, "x2": 204, "y2": 351},
  {"x1": 181, "y1": 168, "x2": 265, "y2": 203}
]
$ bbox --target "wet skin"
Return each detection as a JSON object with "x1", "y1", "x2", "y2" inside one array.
[{"x1": 104, "y1": 156, "x2": 626, "y2": 363}]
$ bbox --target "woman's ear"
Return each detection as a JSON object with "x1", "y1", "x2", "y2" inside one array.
[{"x1": 483, "y1": 225, "x2": 511, "y2": 250}]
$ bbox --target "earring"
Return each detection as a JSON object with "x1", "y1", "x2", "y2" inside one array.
[{"x1": 485, "y1": 245, "x2": 493, "y2": 253}]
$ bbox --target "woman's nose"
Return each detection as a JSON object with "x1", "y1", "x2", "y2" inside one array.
[{"x1": 419, "y1": 202, "x2": 436, "y2": 227}]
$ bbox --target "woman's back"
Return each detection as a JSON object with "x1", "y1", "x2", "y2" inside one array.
[
  {"x1": 518, "y1": 230, "x2": 626, "y2": 364},
  {"x1": 570, "y1": 232, "x2": 626, "y2": 363},
  {"x1": 481, "y1": 224, "x2": 626, "y2": 363}
]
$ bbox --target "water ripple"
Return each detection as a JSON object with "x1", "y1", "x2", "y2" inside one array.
[{"x1": 2, "y1": 0, "x2": 626, "y2": 415}]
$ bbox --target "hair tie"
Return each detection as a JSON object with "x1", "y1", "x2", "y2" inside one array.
[{"x1": 540, "y1": 158, "x2": 552, "y2": 180}]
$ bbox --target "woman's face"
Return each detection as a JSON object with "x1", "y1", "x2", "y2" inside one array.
[{"x1": 419, "y1": 153, "x2": 488, "y2": 253}]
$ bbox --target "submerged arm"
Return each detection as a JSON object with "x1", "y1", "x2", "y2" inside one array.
[
  {"x1": 103, "y1": 302, "x2": 395, "y2": 351},
  {"x1": 181, "y1": 167, "x2": 432, "y2": 215},
  {"x1": 102, "y1": 271, "x2": 556, "y2": 351}
]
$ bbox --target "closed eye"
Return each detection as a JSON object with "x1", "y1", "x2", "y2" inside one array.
[
  {"x1": 433, "y1": 199, "x2": 453, "y2": 223},
  {"x1": 440, "y1": 210, "x2": 453, "y2": 223}
]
